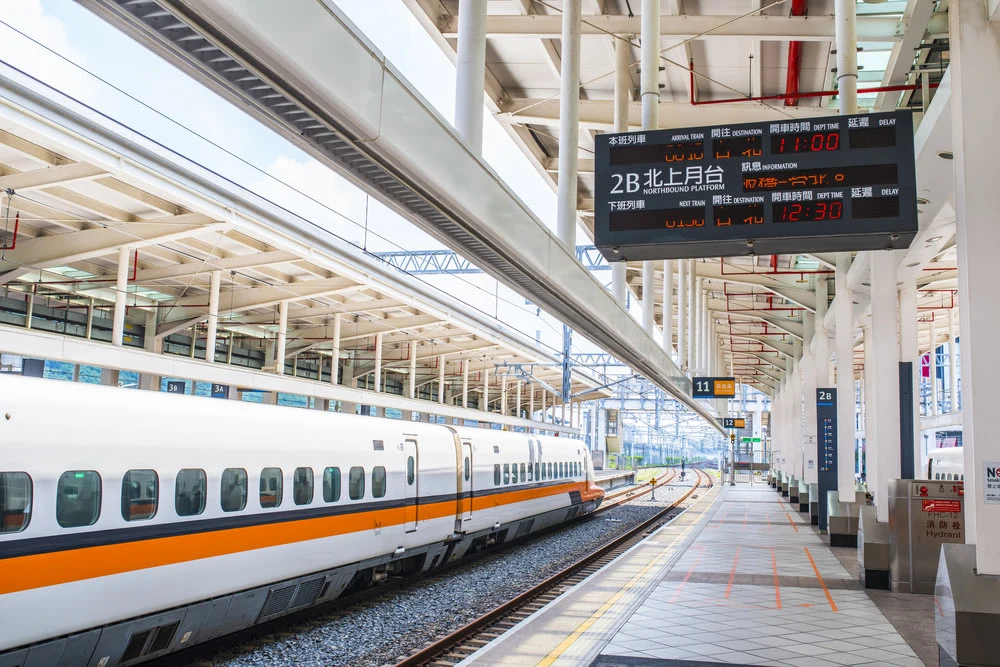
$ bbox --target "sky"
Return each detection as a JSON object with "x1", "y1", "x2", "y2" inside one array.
[{"x1": 0, "y1": 0, "x2": 615, "y2": 361}]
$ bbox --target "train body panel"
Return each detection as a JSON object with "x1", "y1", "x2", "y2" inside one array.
[{"x1": 0, "y1": 375, "x2": 604, "y2": 661}]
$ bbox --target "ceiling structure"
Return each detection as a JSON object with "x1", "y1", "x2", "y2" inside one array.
[
  {"x1": 405, "y1": 0, "x2": 957, "y2": 395},
  {"x1": 0, "y1": 65, "x2": 609, "y2": 416}
]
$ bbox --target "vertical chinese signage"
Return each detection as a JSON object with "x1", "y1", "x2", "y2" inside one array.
[{"x1": 816, "y1": 388, "x2": 837, "y2": 531}]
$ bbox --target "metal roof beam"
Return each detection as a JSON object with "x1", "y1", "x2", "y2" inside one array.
[
  {"x1": 0, "y1": 215, "x2": 223, "y2": 284},
  {"x1": 439, "y1": 13, "x2": 946, "y2": 40},
  {"x1": 0, "y1": 162, "x2": 105, "y2": 191},
  {"x1": 128, "y1": 249, "x2": 298, "y2": 283},
  {"x1": 729, "y1": 333, "x2": 795, "y2": 357},
  {"x1": 875, "y1": 0, "x2": 937, "y2": 111}
]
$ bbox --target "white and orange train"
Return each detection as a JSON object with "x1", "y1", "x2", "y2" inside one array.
[{"x1": 0, "y1": 375, "x2": 604, "y2": 666}]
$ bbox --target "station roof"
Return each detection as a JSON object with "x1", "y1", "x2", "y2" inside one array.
[
  {"x1": 405, "y1": 0, "x2": 958, "y2": 394},
  {"x1": 0, "y1": 64, "x2": 610, "y2": 409}
]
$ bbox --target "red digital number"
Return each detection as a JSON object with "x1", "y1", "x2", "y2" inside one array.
[
  {"x1": 831, "y1": 201, "x2": 842, "y2": 218},
  {"x1": 826, "y1": 133, "x2": 840, "y2": 151}
]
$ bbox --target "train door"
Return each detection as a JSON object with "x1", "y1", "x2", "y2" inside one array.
[
  {"x1": 461, "y1": 442, "x2": 473, "y2": 522},
  {"x1": 403, "y1": 439, "x2": 418, "y2": 532}
]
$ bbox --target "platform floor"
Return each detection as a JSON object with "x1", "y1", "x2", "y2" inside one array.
[{"x1": 462, "y1": 482, "x2": 927, "y2": 666}]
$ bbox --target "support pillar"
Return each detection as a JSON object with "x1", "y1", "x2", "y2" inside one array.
[
  {"x1": 695, "y1": 276, "x2": 704, "y2": 373},
  {"x1": 835, "y1": 253, "x2": 856, "y2": 503},
  {"x1": 483, "y1": 366, "x2": 490, "y2": 413},
  {"x1": 274, "y1": 300, "x2": 288, "y2": 374},
  {"x1": 205, "y1": 270, "x2": 220, "y2": 363},
  {"x1": 501, "y1": 377, "x2": 508, "y2": 415},
  {"x1": 516, "y1": 380, "x2": 522, "y2": 419},
  {"x1": 330, "y1": 313, "x2": 342, "y2": 385},
  {"x1": 143, "y1": 309, "x2": 158, "y2": 353},
  {"x1": 662, "y1": 259, "x2": 673, "y2": 354},
  {"x1": 948, "y1": 307, "x2": 958, "y2": 413},
  {"x1": 438, "y1": 354, "x2": 446, "y2": 404},
  {"x1": 408, "y1": 340, "x2": 417, "y2": 399},
  {"x1": 86, "y1": 298, "x2": 94, "y2": 340},
  {"x1": 929, "y1": 315, "x2": 938, "y2": 415},
  {"x1": 678, "y1": 258, "x2": 687, "y2": 371},
  {"x1": 373, "y1": 332, "x2": 383, "y2": 393},
  {"x1": 611, "y1": 33, "x2": 630, "y2": 306},
  {"x1": 556, "y1": 0, "x2": 581, "y2": 249},
  {"x1": 898, "y1": 283, "x2": 921, "y2": 468},
  {"x1": 462, "y1": 361, "x2": 469, "y2": 408},
  {"x1": 950, "y1": 0, "x2": 1000, "y2": 576},
  {"x1": 112, "y1": 246, "x2": 129, "y2": 346},
  {"x1": 454, "y1": 0, "x2": 487, "y2": 154},
  {"x1": 642, "y1": 260, "x2": 655, "y2": 334},
  {"x1": 687, "y1": 259, "x2": 696, "y2": 372},
  {"x1": 802, "y1": 312, "x2": 819, "y2": 488}
]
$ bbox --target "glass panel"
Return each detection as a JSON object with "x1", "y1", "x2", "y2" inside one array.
[
  {"x1": 260, "y1": 468, "x2": 283, "y2": 508},
  {"x1": 0, "y1": 472, "x2": 31, "y2": 533},
  {"x1": 527, "y1": 462, "x2": 533, "y2": 482},
  {"x1": 175, "y1": 469, "x2": 206, "y2": 516},
  {"x1": 511, "y1": 463, "x2": 518, "y2": 484},
  {"x1": 372, "y1": 466, "x2": 386, "y2": 498},
  {"x1": 221, "y1": 468, "x2": 248, "y2": 512},
  {"x1": 463, "y1": 457, "x2": 470, "y2": 481},
  {"x1": 323, "y1": 467, "x2": 341, "y2": 502},
  {"x1": 494, "y1": 464, "x2": 501, "y2": 486},
  {"x1": 57, "y1": 471, "x2": 101, "y2": 528},
  {"x1": 293, "y1": 467, "x2": 314, "y2": 506},
  {"x1": 503, "y1": 463, "x2": 510, "y2": 484},
  {"x1": 121, "y1": 469, "x2": 158, "y2": 521},
  {"x1": 408, "y1": 457, "x2": 416, "y2": 485},
  {"x1": 534, "y1": 462, "x2": 540, "y2": 481},
  {"x1": 349, "y1": 466, "x2": 365, "y2": 500}
]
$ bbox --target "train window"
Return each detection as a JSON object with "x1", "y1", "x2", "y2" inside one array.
[
  {"x1": 559, "y1": 462, "x2": 564, "y2": 478},
  {"x1": 527, "y1": 462, "x2": 533, "y2": 482},
  {"x1": 372, "y1": 467, "x2": 387, "y2": 498},
  {"x1": 259, "y1": 468, "x2": 283, "y2": 508},
  {"x1": 57, "y1": 471, "x2": 101, "y2": 528},
  {"x1": 494, "y1": 464, "x2": 501, "y2": 486},
  {"x1": 408, "y1": 457, "x2": 416, "y2": 485},
  {"x1": 323, "y1": 467, "x2": 342, "y2": 502},
  {"x1": 175, "y1": 469, "x2": 206, "y2": 517},
  {"x1": 0, "y1": 472, "x2": 31, "y2": 533},
  {"x1": 121, "y1": 469, "x2": 158, "y2": 522},
  {"x1": 548, "y1": 462, "x2": 553, "y2": 479},
  {"x1": 503, "y1": 464, "x2": 510, "y2": 485},
  {"x1": 534, "y1": 462, "x2": 540, "y2": 481},
  {"x1": 512, "y1": 463, "x2": 519, "y2": 484},
  {"x1": 463, "y1": 457, "x2": 470, "y2": 482},
  {"x1": 293, "y1": 467, "x2": 314, "y2": 506},
  {"x1": 520, "y1": 463, "x2": 526, "y2": 483},
  {"x1": 349, "y1": 467, "x2": 365, "y2": 499},
  {"x1": 221, "y1": 468, "x2": 248, "y2": 512}
]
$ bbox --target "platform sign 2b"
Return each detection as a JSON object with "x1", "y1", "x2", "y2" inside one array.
[
  {"x1": 816, "y1": 388, "x2": 837, "y2": 531},
  {"x1": 693, "y1": 377, "x2": 736, "y2": 398}
]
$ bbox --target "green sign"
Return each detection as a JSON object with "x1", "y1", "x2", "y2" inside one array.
[{"x1": 742, "y1": 437, "x2": 761, "y2": 443}]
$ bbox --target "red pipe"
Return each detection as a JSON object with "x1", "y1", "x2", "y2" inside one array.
[
  {"x1": 784, "y1": 0, "x2": 808, "y2": 107},
  {"x1": 720, "y1": 257, "x2": 834, "y2": 277},
  {"x1": 1, "y1": 213, "x2": 19, "y2": 251},
  {"x1": 688, "y1": 71, "x2": 939, "y2": 106},
  {"x1": 36, "y1": 250, "x2": 139, "y2": 284}
]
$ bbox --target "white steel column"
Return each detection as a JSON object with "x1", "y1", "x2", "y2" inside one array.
[
  {"x1": 529, "y1": 383, "x2": 536, "y2": 421},
  {"x1": 862, "y1": 323, "x2": 877, "y2": 494},
  {"x1": 373, "y1": 332, "x2": 383, "y2": 392},
  {"x1": 790, "y1": 357, "x2": 803, "y2": 481},
  {"x1": 899, "y1": 283, "x2": 921, "y2": 467},
  {"x1": 687, "y1": 260, "x2": 696, "y2": 372},
  {"x1": 871, "y1": 253, "x2": 901, "y2": 520},
  {"x1": 640, "y1": 0, "x2": 660, "y2": 129},
  {"x1": 834, "y1": 0, "x2": 859, "y2": 115},
  {"x1": 112, "y1": 246, "x2": 130, "y2": 346},
  {"x1": 948, "y1": 307, "x2": 958, "y2": 412},
  {"x1": 276, "y1": 300, "x2": 288, "y2": 375},
  {"x1": 462, "y1": 361, "x2": 469, "y2": 408},
  {"x1": 408, "y1": 340, "x2": 417, "y2": 399},
  {"x1": 483, "y1": 366, "x2": 490, "y2": 413},
  {"x1": 642, "y1": 262, "x2": 655, "y2": 333},
  {"x1": 677, "y1": 259, "x2": 687, "y2": 370},
  {"x1": 438, "y1": 354, "x2": 446, "y2": 403},
  {"x1": 929, "y1": 316, "x2": 938, "y2": 415},
  {"x1": 951, "y1": 0, "x2": 1000, "y2": 574},
  {"x1": 454, "y1": 0, "x2": 487, "y2": 154},
  {"x1": 330, "y1": 313, "x2": 342, "y2": 384},
  {"x1": 611, "y1": 34, "x2": 630, "y2": 306},
  {"x1": 696, "y1": 277, "x2": 705, "y2": 373},
  {"x1": 835, "y1": 254, "x2": 856, "y2": 502},
  {"x1": 541, "y1": 390, "x2": 547, "y2": 423},
  {"x1": 205, "y1": 270, "x2": 220, "y2": 363},
  {"x1": 815, "y1": 277, "x2": 830, "y2": 386},
  {"x1": 802, "y1": 312, "x2": 819, "y2": 485},
  {"x1": 501, "y1": 376, "x2": 508, "y2": 415},
  {"x1": 516, "y1": 380, "x2": 522, "y2": 418},
  {"x1": 85, "y1": 298, "x2": 94, "y2": 339},
  {"x1": 662, "y1": 260, "x2": 673, "y2": 354},
  {"x1": 556, "y1": 0, "x2": 582, "y2": 249}
]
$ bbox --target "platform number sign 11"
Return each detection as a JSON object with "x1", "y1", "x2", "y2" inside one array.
[{"x1": 692, "y1": 377, "x2": 736, "y2": 399}]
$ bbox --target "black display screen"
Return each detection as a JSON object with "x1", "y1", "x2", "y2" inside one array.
[
  {"x1": 743, "y1": 164, "x2": 898, "y2": 192},
  {"x1": 772, "y1": 200, "x2": 844, "y2": 223},
  {"x1": 712, "y1": 135, "x2": 763, "y2": 159},
  {"x1": 594, "y1": 111, "x2": 918, "y2": 260},
  {"x1": 610, "y1": 140, "x2": 705, "y2": 166}
]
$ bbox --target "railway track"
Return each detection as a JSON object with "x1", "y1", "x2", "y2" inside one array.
[{"x1": 392, "y1": 468, "x2": 712, "y2": 667}]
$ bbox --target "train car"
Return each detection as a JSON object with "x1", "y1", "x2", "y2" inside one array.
[
  {"x1": 0, "y1": 375, "x2": 604, "y2": 666},
  {"x1": 924, "y1": 445, "x2": 964, "y2": 481}
]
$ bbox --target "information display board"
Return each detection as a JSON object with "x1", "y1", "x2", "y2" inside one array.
[
  {"x1": 724, "y1": 417, "x2": 746, "y2": 429},
  {"x1": 817, "y1": 388, "x2": 837, "y2": 531},
  {"x1": 693, "y1": 377, "x2": 736, "y2": 398},
  {"x1": 594, "y1": 111, "x2": 917, "y2": 260}
]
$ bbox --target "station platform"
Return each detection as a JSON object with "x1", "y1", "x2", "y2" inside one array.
[{"x1": 461, "y1": 483, "x2": 929, "y2": 666}]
